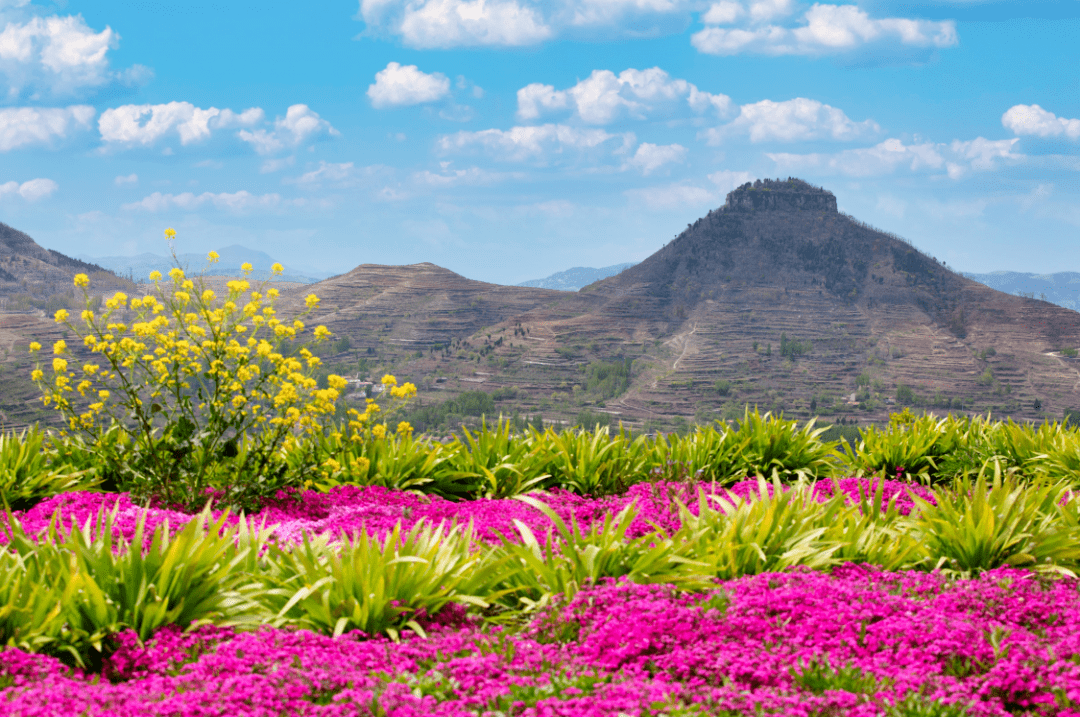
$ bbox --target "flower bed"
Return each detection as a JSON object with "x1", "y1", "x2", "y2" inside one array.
[
  {"x1": 4, "y1": 566, "x2": 1079, "y2": 716},
  {"x1": 5, "y1": 477, "x2": 933, "y2": 547}
]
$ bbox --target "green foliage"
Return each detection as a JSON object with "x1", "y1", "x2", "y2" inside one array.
[
  {"x1": 443, "y1": 419, "x2": 550, "y2": 499},
  {"x1": 0, "y1": 506, "x2": 267, "y2": 668},
  {"x1": 574, "y1": 409, "x2": 613, "y2": 430},
  {"x1": 258, "y1": 520, "x2": 496, "y2": 640},
  {"x1": 0, "y1": 427, "x2": 95, "y2": 511},
  {"x1": 535, "y1": 425, "x2": 647, "y2": 496},
  {"x1": 714, "y1": 379, "x2": 732, "y2": 396},
  {"x1": 909, "y1": 471, "x2": 1080, "y2": 574},
  {"x1": 490, "y1": 497, "x2": 711, "y2": 612},
  {"x1": 854, "y1": 414, "x2": 962, "y2": 481},
  {"x1": 790, "y1": 656, "x2": 892, "y2": 694},
  {"x1": 401, "y1": 390, "x2": 496, "y2": 433},
  {"x1": 582, "y1": 358, "x2": 633, "y2": 399},
  {"x1": 730, "y1": 409, "x2": 840, "y2": 482},
  {"x1": 313, "y1": 430, "x2": 470, "y2": 499},
  {"x1": 779, "y1": 332, "x2": 812, "y2": 359},
  {"x1": 818, "y1": 424, "x2": 862, "y2": 455},
  {"x1": 671, "y1": 479, "x2": 842, "y2": 580}
]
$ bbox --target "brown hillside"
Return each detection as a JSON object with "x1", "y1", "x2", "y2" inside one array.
[
  {"x1": 0, "y1": 222, "x2": 128, "y2": 300},
  {"x1": 291, "y1": 178, "x2": 1080, "y2": 427},
  {"x1": 4, "y1": 180, "x2": 1080, "y2": 432}
]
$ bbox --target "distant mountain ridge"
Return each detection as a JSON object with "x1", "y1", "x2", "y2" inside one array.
[
  {"x1": 79, "y1": 245, "x2": 333, "y2": 284},
  {"x1": 0, "y1": 221, "x2": 128, "y2": 298},
  {"x1": 517, "y1": 263, "x2": 637, "y2": 291},
  {"x1": 963, "y1": 271, "x2": 1080, "y2": 312}
]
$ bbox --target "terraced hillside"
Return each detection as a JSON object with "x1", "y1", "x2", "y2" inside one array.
[
  {"x1": 286, "y1": 179, "x2": 1080, "y2": 428},
  {"x1": 4, "y1": 178, "x2": 1080, "y2": 431}
]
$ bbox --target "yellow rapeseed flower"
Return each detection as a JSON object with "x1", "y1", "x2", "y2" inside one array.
[
  {"x1": 207, "y1": 251, "x2": 220, "y2": 263},
  {"x1": 164, "y1": 227, "x2": 177, "y2": 240},
  {"x1": 29, "y1": 341, "x2": 41, "y2": 352},
  {"x1": 52, "y1": 357, "x2": 67, "y2": 373},
  {"x1": 53, "y1": 340, "x2": 67, "y2": 355},
  {"x1": 98, "y1": 389, "x2": 110, "y2": 401},
  {"x1": 169, "y1": 267, "x2": 185, "y2": 282},
  {"x1": 54, "y1": 309, "x2": 69, "y2": 324},
  {"x1": 381, "y1": 374, "x2": 397, "y2": 387},
  {"x1": 202, "y1": 289, "x2": 216, "y2": 304},
  {"x1": 149, "y1": 270, "x2": 163, "y2": 281},
  {"x1": 31, "y1": 369, "x2": 43, "y2": 381},
  {"x1": 271, "y1": 262, "x2": 284, "y2": 275},
  {"x1": 396, "y1": 421, "x2": 413, "y2": 437},
  {"x1": 81, "y1": 310, "x2": 94, "y2": 323},
  {"x1": 241, "y1": 262, "x2": 253, "y2": 273},
  {"x1": 305, "y1": 294, "x2": 319, "y2": 309},
  {"x1": 73, "y1": 273, "x2": 89, "y2": 288},
  {"x1": 313, "y1": 325, "x2": 331, "y2": 340}
]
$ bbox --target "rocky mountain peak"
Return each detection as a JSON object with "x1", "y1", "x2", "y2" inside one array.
[{"x1": 722, "y1": 177, "x2": 838, "y2": 214}]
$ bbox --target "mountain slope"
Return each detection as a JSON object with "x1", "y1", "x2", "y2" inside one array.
[
  {"x1": 292, "y1": 178, "x2": 1080, "y2": 427},
  {"x1": 0, "y1": 222, "x2": 126, "y2": 297}
]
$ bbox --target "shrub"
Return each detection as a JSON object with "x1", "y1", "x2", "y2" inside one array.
[
  {"x1": 0, "y1": 427, "x2": 95, "y2": 511},
  {"x1": 29, "y1": 229, "x2": 414, "y2": 511}
]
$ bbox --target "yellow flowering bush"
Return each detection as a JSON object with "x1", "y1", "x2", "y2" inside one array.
[{"x1": 29, "y1": 228, "x2": 374, "y2": 510}]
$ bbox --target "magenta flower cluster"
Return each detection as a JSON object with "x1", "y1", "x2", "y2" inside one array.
[
  {"x1": 4, "y1": 477, "x2": 934, "y2": 547},
  {"x1": 4, "y1": 566, "x2": 1080, "y2": 716}
]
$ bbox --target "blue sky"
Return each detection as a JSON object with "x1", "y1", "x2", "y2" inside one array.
[{"x1": 0, "y1": 0, "x2": 1077, "y2": 284}]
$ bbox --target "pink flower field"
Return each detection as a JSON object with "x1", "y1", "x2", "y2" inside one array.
[
  {"x1": 11, "y1": 477, "x2": 1078, "y2": 717},
  {"x1": 5, "y1": 567, "x2": 1080, "y2": 716},
  {"x1": 4, "y1": 477, "x2": 934, "y2": 547}
]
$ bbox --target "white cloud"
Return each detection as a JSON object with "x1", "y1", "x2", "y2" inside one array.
[
  {"x1": 368, "y1": 62, "x2": 451, "y2": 108},
  {"x1": 412, "y1": 165, "x2": 520, "y2": 187},
  {"x1": 622, "y1": 168, "x2": 753, "y2": 209},
  {"x1": 286, "y1": 161, "x2": 356, "y2": 188},
  {"x1": 114, "y1": 173, "x2": 138, "y2": 186},
  {"x1": 748, "y1": 0, "x2": 794, "y2": 23},
  {"x1": 437, "y1": 123, "x2": 631, "y2": 162},
  {"x1": 0, "y1": 105, "x2": 93, "y2": 150},
  {"x1": 766, "y1": 136, "x2": 1020, "y2": 179},
  {"x1": 99, "y1": 102, "x2": 263, "y2": 147},
  {"x1": 517, "y1": 67, "x2": 731, "y2": 123},
  {"x1": 361, "y1": 0, "x2": 552, "y2": 48},
  {"x1": 0, "y1": 177, "x2": 58, "y2": 201},
  {"x1": 948, "y1": 137, "x2": 1021, "y2": 171},
  {"x1": 706, "y1": 97, "x2": 879, "y2": 143},
  {"x1": 623, "y1": 142, "x2": 686, "y2": 174},
  {"x1": 122, "y1": 190, "x2": 297, "y2": 213},
  {"x1": 625, "y1": 182, "x2": 715, "y2": 209},
  {"x1": 358, "y1": 0, "x2": 957, "y2": 55},
  {"x1": 1002, "y1": 104, "x2": 1080, "y2": 140},
  {"x1": 691, "y1": 3, "x2": 957, "y2": 57},
  {"x1": 702, "y1": 1, "x2": 743, "y2": 24},
  {"x1": 260, "y1": 157, "x2": 295, "y2": 173},
  {"x1": 238, "y1": 104, "x2": 339, "y2": 155},
  {"x1": 707, "y1": 169, "x2": 755, "y2": 194},
  {"x1": 0, "y1": 14, "x2": 147, "y2": 98},
  {"x1": 565, "y1": 0, "x2": 697, "y2": 28}
]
